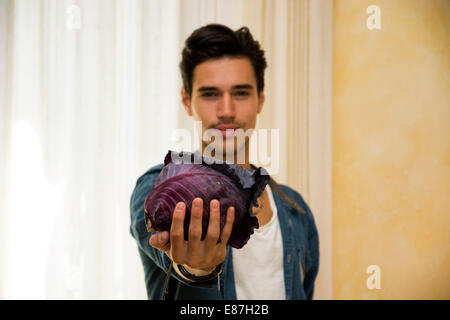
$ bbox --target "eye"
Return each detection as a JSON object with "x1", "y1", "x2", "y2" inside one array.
[
  {"x1": 234, "y1": 91, "x2": 250, "y2": 97},
  {"x1": 201, "y1": 91, "x2": 218, "y2": 98}
]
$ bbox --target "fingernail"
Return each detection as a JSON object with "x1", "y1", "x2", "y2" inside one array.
[
  {"x1": 211, "y1": 200, "x2": 219, "y2": 208},
  {"x1": 194, "y1": 198, "x2": 201, "y2": 208},
  {"x1": 177, "y1": 202, "x2": 185, "y2": 210}
]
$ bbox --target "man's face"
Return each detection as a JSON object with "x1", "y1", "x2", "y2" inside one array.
[{"x1": 181, "y1": 57, "x2": 265, "y2": 160}]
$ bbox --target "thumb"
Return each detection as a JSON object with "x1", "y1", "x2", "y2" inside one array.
[{"x1": 149, "y1": 231, "x2": 170, "y2": 252}]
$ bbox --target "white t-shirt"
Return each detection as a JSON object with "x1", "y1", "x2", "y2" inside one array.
[{"x1": 231, "y1": 184, "x2": 286, "y2": 300}]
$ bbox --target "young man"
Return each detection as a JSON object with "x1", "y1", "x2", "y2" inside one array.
[{"x1": 130, "y1": 24, "x2": 319, "y2": 300}]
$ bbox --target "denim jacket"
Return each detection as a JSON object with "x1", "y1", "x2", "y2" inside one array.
[{"x1": 130, "y1": 163, "x2": 320, "y2": 300}]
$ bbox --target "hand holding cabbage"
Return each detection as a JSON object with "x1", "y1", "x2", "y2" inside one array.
[
  {"x1": 149, "y1": 197, "x2": 235, "y2": 275},
  {"x1": 145, "y1": 150, "x2": 269, "y2": 274}
]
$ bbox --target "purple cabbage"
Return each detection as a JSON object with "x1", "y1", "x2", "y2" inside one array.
[{"x1": 144, "y1": 150, "x2": 269, "y2": 249}]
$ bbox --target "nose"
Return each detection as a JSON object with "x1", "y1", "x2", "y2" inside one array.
[{"x1": 217, "y1": 92, "x2": 235, "y2": 120}]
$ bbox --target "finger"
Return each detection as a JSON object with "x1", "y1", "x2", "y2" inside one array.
[
  {"x1": 218, "y1": 206, "x2": 235, "y2": 248},
  {"x1": 205, "y1": 199, "x2": 221, "y2": 251},
  {"x1": 149, "y1": 231, "x2": 170, "y2": 253},
  {"x1": 187, "y1": 197, "x2": 203, "y2": 255},
  {"x1": 170, "y1": 202, "x2": 186, "y2": 263}
]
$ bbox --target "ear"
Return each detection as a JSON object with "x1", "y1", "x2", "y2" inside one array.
[
  {"x1": 181, "y1": 86, "x2": 192, "y2": 117},
  {"x1": 257, "y1": 90, "x2": 265, "y2": 114}
]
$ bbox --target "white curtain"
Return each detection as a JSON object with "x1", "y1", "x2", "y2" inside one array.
[{"x1": 0, "y1": 0, "x2": 331, "y2": 299}]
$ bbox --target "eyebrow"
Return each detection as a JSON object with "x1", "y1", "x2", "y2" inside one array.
[{"x1": 197, "y1": 84, "x2": 254, "y2": 92}]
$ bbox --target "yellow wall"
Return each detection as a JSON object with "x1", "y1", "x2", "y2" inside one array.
[{"x1": 333, "y1": 0, "x2": 450, "y2": 299}]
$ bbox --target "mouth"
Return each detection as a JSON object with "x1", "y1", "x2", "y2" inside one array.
[
  {"x1": 219, "y1": 128, "x2": 237, "y2": 138},
  {"x1": 215, "y1": 126, "x2": 240, "y2": 139}
]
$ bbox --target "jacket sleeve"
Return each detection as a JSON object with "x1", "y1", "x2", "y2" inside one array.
[
  {"x1": 129, "y1": 167, "x2": 170, "y2": 273},
  {"x1": 129, "y1": 166, "x2": 219, "y2": 289},
  {"x1": 300, "y1": 197, "x2": 320, "y2": 300},
  {"x1": 282, "y1": 186, "x2": 320, "y2": 300}
]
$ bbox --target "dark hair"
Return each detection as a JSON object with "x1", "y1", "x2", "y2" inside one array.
[{"x1": 179, "y1": 24, "x2": 267, "y2": 98}]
